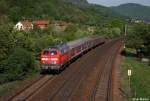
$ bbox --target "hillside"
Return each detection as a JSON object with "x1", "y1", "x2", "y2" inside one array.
[
  {"x1": 111, "y1": 3, "x2": 150, "y2": 21},
  {"x1": 0, "y1": 0, "x2": 122, "y2": 25},
  {"x1": 64, "y1": 0, "x2": 88, "y2": 5}
]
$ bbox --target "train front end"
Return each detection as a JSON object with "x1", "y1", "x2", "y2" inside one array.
[{"x1": 40, "y1": 49, "x2": 61, "y2": 70}]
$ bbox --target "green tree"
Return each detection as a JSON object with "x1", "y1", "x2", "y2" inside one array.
[
  {"x1": 110, "y1": 18, "x2": 124, "y2": 29},
  {"x1": 127, "y1": 23, "x2": 150, "y2": 65},
  {"x1": 0, "y1": 48, "x2": 35, "y2": 83},
  {"x1": 0, "y1": 24, "x2": 14, "y2": 62},
  {"x1": 8, "y1": 48, "x2": 35, "y2": 70},
  {"x1": 0, "y1": 0, "x2": 9, "y2": 16},
  {"x1": 65, "y1": 24, "x2": 78, "y2": 33}
]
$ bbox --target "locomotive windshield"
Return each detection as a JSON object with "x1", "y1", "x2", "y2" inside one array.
[
  {"x1": 43, "y1": 50, "x2": 57, "y2": 55},
  {"x1": 50, "y1": 51, "x2": 57, "y2": 55}
]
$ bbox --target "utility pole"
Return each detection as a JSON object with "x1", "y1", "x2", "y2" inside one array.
[
  {"x1": 125, "y1": 25, "x2": 127, "y2": 37},
  {"x1": 124, "y1": 25, "x2": 127, "y2": 49}
]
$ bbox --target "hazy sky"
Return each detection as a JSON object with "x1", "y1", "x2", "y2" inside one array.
[{"x1": 87, "y1": 0, "x2": 150, "y2": 7}]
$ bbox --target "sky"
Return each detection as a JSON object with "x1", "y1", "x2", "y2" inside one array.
[{"x1": 87, "y1": 0, "x2": 150, "y2": 7}]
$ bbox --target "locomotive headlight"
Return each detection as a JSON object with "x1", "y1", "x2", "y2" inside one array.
[
  {"x1": 42, "y1": 58, "x2": 48, "y2": 61},
  {"x1": 54, "y1": 61, "x2": 57, "y2": 64},
  {"x1": 51, "y1": 58, "x2": 58, "y2": 61}
]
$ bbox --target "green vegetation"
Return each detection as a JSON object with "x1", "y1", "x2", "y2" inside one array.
[
  {"x1": 0, "y1": 0, "x2": 122, "y2": 25},
  {"x1": 126, "y1": 22, "x2": 150, "y2": 65},
  {"x1": 65, "y1": 0, "x2": 88, "y2": 5},
  {"x1": 111, "y1": 3, "x2": 150, "y2": 65},
  {"x1": 111, "y1": 3, "x2": 150, "y2": 22},
  {"x1": 1, "y1": 48, "x2": 36, "y2": 82},
  {"x1": 122, "y1": 56, "x2": 150, "y2": 100}
]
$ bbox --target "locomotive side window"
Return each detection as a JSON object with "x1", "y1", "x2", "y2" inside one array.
[
  {"x1": 60, "y1": 46, "x2": 69, "y2": 54},
  {"x1": 60, "y1": 49, "x2": 65, "y2": 54},
  {"x1": 43, "y1": 50, "x2": 49, "y2": 55}
]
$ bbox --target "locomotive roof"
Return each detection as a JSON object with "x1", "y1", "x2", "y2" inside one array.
[
  {"x1": 45, "y1": 42, "x2": 68, "y2": 50},
  {"x1": 43, "y1": 35, "x2": 104, "y2": 50}
]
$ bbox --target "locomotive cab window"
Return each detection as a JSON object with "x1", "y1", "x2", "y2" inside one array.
[
  {"x1": 60, "y1": 49, "x2": 64, "y2": 54},
  {"x1": 43, "y1": 50, "x2": 57, "y2": 55},
  {"x1": 43, "y1": 50, "x2": 49, "y2": 55}
]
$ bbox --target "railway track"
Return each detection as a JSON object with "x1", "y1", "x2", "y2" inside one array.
[
  {"x1": 93, "y1": 39, "x2": 123, "y2": 101},
  {"x1": 8, "y1": 75, "x2": 56, "y2": 101},
  {"x1": 8, "y1": 38, "x2": 124, "y2": 101}
]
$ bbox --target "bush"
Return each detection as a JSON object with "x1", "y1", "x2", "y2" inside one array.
[{"x1": 0, "y1": 48, "x2": 36, "y2": 84}]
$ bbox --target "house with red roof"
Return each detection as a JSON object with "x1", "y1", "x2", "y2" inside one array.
[
  {"x1": 14, "y1": 20, "x2": 49, "y2": 30},
  {"x1": 14, "y1": 20, "x2": 33, "y2": 30}
]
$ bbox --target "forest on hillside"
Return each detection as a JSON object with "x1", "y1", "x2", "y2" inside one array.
[
  {"x1": 0, "y1": 0, "x2": 124, "y2": 25},
  {"x1": 111, "y1": 3, "x2": 150, "y2": 22}
]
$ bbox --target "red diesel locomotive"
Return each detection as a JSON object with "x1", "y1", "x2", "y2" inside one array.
[{"x1": 40, "y1": 35, "x2": 106, "y2": 72}]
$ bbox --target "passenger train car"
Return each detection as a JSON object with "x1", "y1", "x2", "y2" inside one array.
[{"x1": 40, "y1": 35, "x2": 106, "y2": 72}]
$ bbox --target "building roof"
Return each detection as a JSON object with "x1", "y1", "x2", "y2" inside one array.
[
  {"x1": 33, "y1": 20, "x2": 49, "y2": 25},
  {"x1": 20, "y1": 20, "x2": 33, "y2": 27}
]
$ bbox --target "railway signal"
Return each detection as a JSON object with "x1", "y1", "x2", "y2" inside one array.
[
  {"x1": 128, "y1": 69, "x2": 132, "y2": 76},
  {"x1": 128, "y1": 69, "x2": 132, "y2": 100}
]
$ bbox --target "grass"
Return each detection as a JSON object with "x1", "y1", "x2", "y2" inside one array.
[{"x1": 121, "y1": 49, "x2": 150, "y2": 100}]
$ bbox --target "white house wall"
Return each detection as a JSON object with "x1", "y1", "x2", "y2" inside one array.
[{"x1": 14, "y1": 22, "x2": 25, "y2": 30}]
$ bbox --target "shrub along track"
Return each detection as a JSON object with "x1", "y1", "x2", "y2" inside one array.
[{"x1": 8, "y1": 38, "x2": 124, "y2": 101}]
